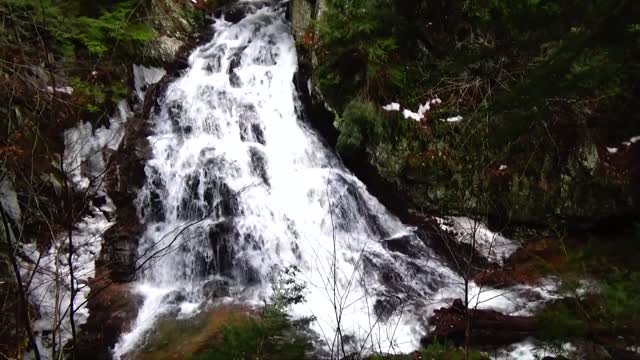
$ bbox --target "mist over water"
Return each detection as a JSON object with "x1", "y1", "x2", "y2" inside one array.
[{"x1": 115, "y1": 1, "x2": 461, "y2": 357}]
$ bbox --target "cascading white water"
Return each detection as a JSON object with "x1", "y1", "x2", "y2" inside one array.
[{"x1": 114, "y1": 1, "x2": 530, "y2": 357}]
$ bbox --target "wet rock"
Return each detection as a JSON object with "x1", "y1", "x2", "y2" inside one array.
[
  {"x1": 328, "y1": 173, "x2": 389, "y2": 237},
  {"x1": 249, "y1": 147, "x2": 270, "y2": 186},
  {"x1": 162, "y1": 290, "x2": 187, "y2": 305},
  {"x1": 207, "y1": 177, "x2": 240, "y2": 218},
  {"x1": 144, "y1": 167, "x2": 167, "y2": 222},
  {"x1": 228, "y1": 49, "x2": 244, "y2": 87},
  {"x1": 100, "y1": 217, "x2": 142, "y2": 282},
  {"x1": 208, "y1": 220, "x2": 235, "y2": 276},
  {"x1": 373, "y1": 295, "x2": 402, "y2": 320},
  {"x1": 177, "y1": 172, "x2": 202, "y2": 219},
  {"x1": 106, "y1": 118, "x2": 152, "y2": 202},
  {"x1": 214, "y1": 6, "x2": 247, "y2": 24},
  {"x1": 76, "y1": 280, "x2": 144, "y2": 359},
  {"x1": 93, "y1": 195, "x2": 107, "y2": 208},
  {"x1": 102, "y1": 116, "x2": 152, "y2": 282},
  {"x1": 177, "y1": 170, "x2": 239, "y2": 220},
  {"x1": 251, "y1": 123, "x2": 265, "y2": 145},
  {"x1": 203, "y1": 278, "x2": 232, "y2": 299},
  {"x1": 382, "y1": 234, "x2": 421, "y2": 258}
]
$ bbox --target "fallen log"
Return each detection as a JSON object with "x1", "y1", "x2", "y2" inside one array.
[{"x1": 421, "y1": 299, "x2": 538, "y2": 347}]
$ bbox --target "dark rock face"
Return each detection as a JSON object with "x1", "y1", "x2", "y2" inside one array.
[
  {"x1": 248, "y1": 147, "x2": 270, "y2": 186},
  {"x1": 208, "y1": 220, "x2": 236, "y2": 277},
  {"x1": 101, "y1": 116, "x2": 152, "y2": 283},
  {"x1": 202, "y1": 278, "x2": 232, "y2": 299},
  {"x1": 214, "y1": 7, "x2": 246, "y2": 24},
  {"x1": 76, "y1": 281, "x2": 144, "y2": 360},
  {"x1": 213, "y1": 1, "x2": 274, "y2": 24},
  {"x1": 382, "y1": 234, "x2": 421, "y2": 258},
  {"x1": 228, "y1": 49, "x2": 244, "y2": 88},
  {"x1": 100, "y1": 210, "x2": 144, "y2": 282},
  {"x1": 207, "y1": 220, "x2": 261, "y2": 285},
  {"x1": 76, "y1": 114, "x2": 152, "y2": 358},
  {"x1": 176, "y1": 168, "x2": 240, "y2": 221},
  {"x1": 144, "y1": 167, "x2": 167, "y2": 222}
]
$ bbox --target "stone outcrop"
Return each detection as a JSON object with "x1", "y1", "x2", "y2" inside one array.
[
  {"x1": 100, "y1": 116, "x2": 152, "y2": 282},
  {"x1": 143, "y1": 0, "x2": 200, "y2": 64},
  {"x1": 77, "y1": 114, "x2": 152, "y2": 358}
]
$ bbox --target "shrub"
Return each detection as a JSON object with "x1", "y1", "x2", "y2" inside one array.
[
  {"x1": 194, "y1": 267, "x2": 313, "y2": 360},
  {"x1": 335, "y1": 99, "x2": 385, "y2": 155}
]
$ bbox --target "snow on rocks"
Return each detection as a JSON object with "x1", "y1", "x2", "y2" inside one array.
[
  {"x1": 437, "y1": 216, "x2": 519, "y2": 264},
  {"x1": 21, "y1": 97, "x2": 136, "y2": 358},
  {"x1": 382, "y1": 102, "x2": 400, "y2": 111},
  {"x1": 442, "y1": 115, "x2": 463, "y2": 123},
  {"x1": 63, "y1": 101, "x2": 131, "y2": 191},
  {"x1": 22, "y1": 209, "x2": 114, "y2": 359},
  {"x1": 382, "y1": 98, "x2": 443, "y2": 122},
  {"x1": 402, "y1": 109, "x2": 423, "y2": 121},
  {"x1": 609, "y1": 134, "x2": 640, "y2": 152},
  {"x1": 382, "y1": 98, "x2": 463, "y2": 123},
  {"x1": 46, "y1": 85, "x2": 74, "y2": 94}
]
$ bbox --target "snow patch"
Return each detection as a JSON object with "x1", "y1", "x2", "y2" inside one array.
[
  {"x1": 22, "y1": 209, "x2": 113, "y2": 359},
  {"x1": 382, "y1": 102, "x2": 401, "y2": 111},
  {"x1": 46, "y1": 86, "x2": 74, "y2": 94},
  {"x1": 447, "y1": 217, "x2": 519, "y2": 264},
  {"x1": 442, "y1": 115, "x2": 464, "y2": 123},
  {"x1": 606, "y1": 147, "x2": 619, "y2": 154},
  {"x1": 23, "y1": 98, "x2": 134, "y2": 358},
  {"x1": 383, "y1": 98, "x2": 442, "y2": 122},
  {"x1": 64, "y1": 101, "x2": 131, "y2": 190},
  {"x1": 402, "y1": 109, "x2": 423, "y2": 121}
]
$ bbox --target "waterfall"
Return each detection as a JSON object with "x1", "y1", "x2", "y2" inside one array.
[{"x1": 115, "y1": 1, "x2": 462, "y2": 356}]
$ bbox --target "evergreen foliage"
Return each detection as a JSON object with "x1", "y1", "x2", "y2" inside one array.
[
  {"x1": 2, "y1": 0, "x2": 153, "y2": 59},
  {"x1": 335, "y1": 99, "x2": 384, "y2": 154}
]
